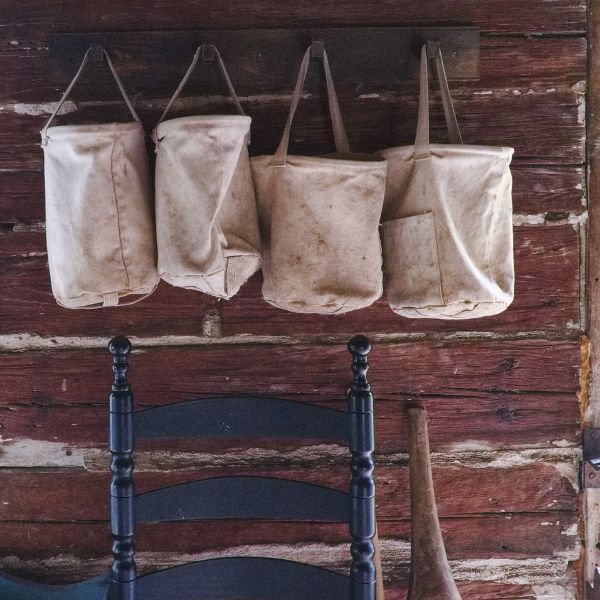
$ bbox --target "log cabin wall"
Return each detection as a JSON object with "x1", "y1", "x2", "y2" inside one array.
[{"x1": 0, "y1": 2, "x2": 588, "y2": 599}]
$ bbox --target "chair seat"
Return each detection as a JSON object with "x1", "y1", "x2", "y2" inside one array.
[{"x1": 0, "y1": 573, "x2": 109, "y2": 600}]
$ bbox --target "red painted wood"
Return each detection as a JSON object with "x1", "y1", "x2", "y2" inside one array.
[
  {"x1": 0, "y1": 340, "x2": 581, "y2": 408},
  {"x1": 0, "y1": 0, "x2": 586, "y2": 594},
  {"x1": 511, "y1": 166, "x2": 585, "y2": 215},
  {"x1": 0, "y1": 226, "x2": 580, "y2": 336},
  {"x1": 0, "y1": 259, "x2": 217, "y2": 337},
  {"x1": 0, "y1": 391, "x2": 579, "y2": 452},
  {"x1": 0, "y1": 166, "x2": 585, "y2": 227},
  {"x1": 0, "y1": 1, "x2": 587, "y2": 37},
  {"x1": 0, "y1": 512, "x2": 578, "y2": 558},
  {"x1": 0, "y1": 36, "x2": 585, "y2": 105},
  {"x1": 0, "y1": 85, "x2": 585, "y2": 171},
  {"x1": 222, "y1": 225, "x2": 580, "y2": 336},
  {"x1": 0, "y1": 463, "x2": 578, "y2": 522}
]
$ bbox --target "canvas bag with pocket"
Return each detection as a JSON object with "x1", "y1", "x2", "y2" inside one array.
[
  {"x1": 153, "y1": 45, "x2": 261, "y2": 299},
  {"x1": 379, "y1": 44, "x2": 514, "y2": 320},
  {"x1": 252, "y1": 44, "x2": 387, "y2": 314},
  {"x1": 41, "y1": 47, "x2": 158, "y2": 309}
]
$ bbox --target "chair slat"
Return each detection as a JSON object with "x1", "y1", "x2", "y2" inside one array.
[
  {"x1": 0, "y1": 574, "x2": 109, "y2": 600},
  {"x1": 134, "y1": 396, "x2": 347, "y2": 442},
  {"x1": 136, "y1": 557, "x2": 349, "y2": 600},
  {"x1": 135, "y1": 476, "x2": 349, "y2": 523}
]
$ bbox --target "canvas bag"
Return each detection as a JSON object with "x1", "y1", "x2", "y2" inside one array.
[
  {"x1": 252, "y1": 44, "x2": 387, "y2": 314},
  {"x1": 379, "y1": 43, "x2": 515, "y2": 320},
  {"x1": 153, "y1": 45, "x2": 261, "y2": 299},
  {"x1": 41, "y1": 47, "x2": 158, "y2": 309}
]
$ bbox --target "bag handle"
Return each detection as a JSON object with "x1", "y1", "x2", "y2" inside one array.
[
  {"x1": 414, "y1": 42, "x2": 463, "y2": 160},
  {"x1": 271, "y1": 42, "x2": 350, "y2": 167},
  {"x1": 153, "y1": 43, "x2": 245, "y2": 141},
  {"x1": 40, "y1": 46, "x2": 140, "y2": 146}
]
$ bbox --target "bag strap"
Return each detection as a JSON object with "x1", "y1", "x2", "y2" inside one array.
[
  {"x1": 153, "y1": 44, "x2": 245, "y2": 138},
  {"x1": 271, "y1": 42, "x2": 350, "y2": 167},
  {"x1": 40, "y1": 47, "x2": 140, "y2": 146},
  {"x1": 414, "y1": 42, "x2": 463, "y2": 160}
]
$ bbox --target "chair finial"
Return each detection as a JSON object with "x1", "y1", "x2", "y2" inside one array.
[
  {"x1": 348, "y1": 334, "x2": 371, "y2": 357},
  {"x1": 109, "y1": 335, "x2": 132, "y2": 357}
]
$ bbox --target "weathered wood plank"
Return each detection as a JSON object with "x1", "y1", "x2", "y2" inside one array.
[
  {"x1": 0, "y1": 171, "x2": 45, "y2": 225},
  {"x1": 0, "y1": 257, "x2": 217, "y2": 337},
  {"x1": 43, "y1": 33, "x2": 585, "y2": 99},
  {"x1": 0, "y1": 460, "x2": 578, "y2": 521},
  {"x1": 0, "y1": 392, "x2": 579, "y2": 454},
  {"x1": 0, "y1": 512, "x2": 578, "y2": 559},
  {"x1": 0, "y1": 83, "x2": 585, "y2": 170},
  {"x1": 0, "y1": 166, "x2": 585, "y2": 227},
  {"x1": 0, "y1": 340, "x2": 581, "y2": 407},
  {"x1": 222, "y1": 225, "x2": 581, "y2": 336},
  {"x1": 0, "y1": 36, "x2": 586, "y2": 104},
  {"x1": 586, "y1": 0, "x2": 600, "y2": 591},
  {"x1": 0, "y1": 553, "x2": 577, "y2": 600},
  {"x1": 511, "y1": 166, "x2": 585, "y2": 216},
  {"x1": 0, "y1": 1, "x2": 587, "y2": 36},
  {"x1": 0, "y1": 225, "x2": 581, "y2": 336}
]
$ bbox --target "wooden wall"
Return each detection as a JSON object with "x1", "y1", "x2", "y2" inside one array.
[{"x1": 0, "y1": 2, "x2": 587, "y2": 599}]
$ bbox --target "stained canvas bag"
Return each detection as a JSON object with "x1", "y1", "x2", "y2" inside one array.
[
  {"x1": 379, "y1": 44, "x2": 514, "y2": 319},
  {"x1": 252, "y1": 44, "x2": 387, "y2": 314},
  {"x1": 41, "y1": 47, "x2": 158, "y2": 309},
  {"x1": 153, "y1": 45, "x2": 261, "y2": 299}
]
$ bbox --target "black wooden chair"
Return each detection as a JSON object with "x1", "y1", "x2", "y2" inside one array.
[{"x1": 0, "y1": 335, "x2": 376, "y2": 600}]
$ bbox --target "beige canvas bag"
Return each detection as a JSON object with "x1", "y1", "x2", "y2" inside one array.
[
  {"x1": 153, "y1": 45, "x2": 261, "y2": 299},
  {"x1": 252, "y1": 44, "x2": 387, "y2": 314},
  {"x1": 379, "y1": 44, "x2": 514, "y2": 320},
  {"x1": 41, "y1": 48, "x2": 158, "y2": 309}
]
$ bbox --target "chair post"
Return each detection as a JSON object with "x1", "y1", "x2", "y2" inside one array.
[
  {"x1": 347, "y1": 335, "x2": 376, "y2": 600},
  {"x1": 108, "y1": 336, "x2": 136, "y2": 600}
]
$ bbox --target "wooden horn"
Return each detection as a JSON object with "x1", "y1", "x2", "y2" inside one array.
[{"x1": 407, "y1": 407, "x2": 462, "y2": 600}]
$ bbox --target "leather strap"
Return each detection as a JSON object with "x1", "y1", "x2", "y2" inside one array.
[
  {"x1": 41, "y1": 47, "x2": 140, "y2": 146},
  {"x1": 414, "y1": 43, "x2": 463, "y2": 160},
  {"x1": 154, "y1": 44, "x2": 245, "y2": 139},
  {"x1": 271, "y1": 43, "x2": 349, "y2": 166}
]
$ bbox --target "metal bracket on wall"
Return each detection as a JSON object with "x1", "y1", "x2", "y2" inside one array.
[
  {"x1": 583, "y1": 428, "x2": 600, "y2": 489},
  {"x1": 48, "y1": 27, "x2": 479, "y2": 100}
]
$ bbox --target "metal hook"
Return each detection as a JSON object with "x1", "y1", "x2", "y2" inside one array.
[
  {"x1": 89, "y1": 45, "x2": 105, "y2": 63},
  {"x1": 201, "y1": 43, "x2": 216, "y2": 63},
  {"x1": 310, "y1": 40, "x2": 325, "y2": 59},
  {"x1": 426, "y1": 40, "x2": 441, "y2": 59}
]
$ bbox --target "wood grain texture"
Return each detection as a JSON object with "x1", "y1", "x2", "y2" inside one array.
[
  {"x1": 0, "y1": 553, "x2": 577, "y2": 600},
  {"x1": 0, "y1": 166, "x2": 586, "y2": 227},
  {"x1": 222, "y1": 225, "x2": 581, "y2": 336},
  {"x1": 0, "y1": 225, "x2": 581, "y2": 336},
  {"x1": 0, "y1": 83, "x2": 585, "y2": 170},
  {"x1": 0, "y1": 36, "x2": 586, "y2": 103},
  {"x1": 585, "y1": 0, "x2": 600, "y2": 589},
  {"x1": 0, "y1": 255, "x2": 218, "y2": 337},
  {"x1": 0, "y1": 339, "x2": 581, "y2": 404},
  {"x1": 0, "y1": 1, "x2": 587, "y2": 35},
  {"x1": 0, "y1": 512, "x2": 578, "y2": 559},
  {"x1": 41, "y1": 32, "x2": 585, "y2": 99},
  {"x1": 0, "y1": 0, "x2": 587, "y2": 594},
  {"x1": 511, "y1": 166, "x2": 585, "y2": 216},
  {"x1": 0, "y1": 461, "x2": 578, "y2": 522},
  {"x1": 0, "y1": 392, "x2": 579, "y2": 453}
]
